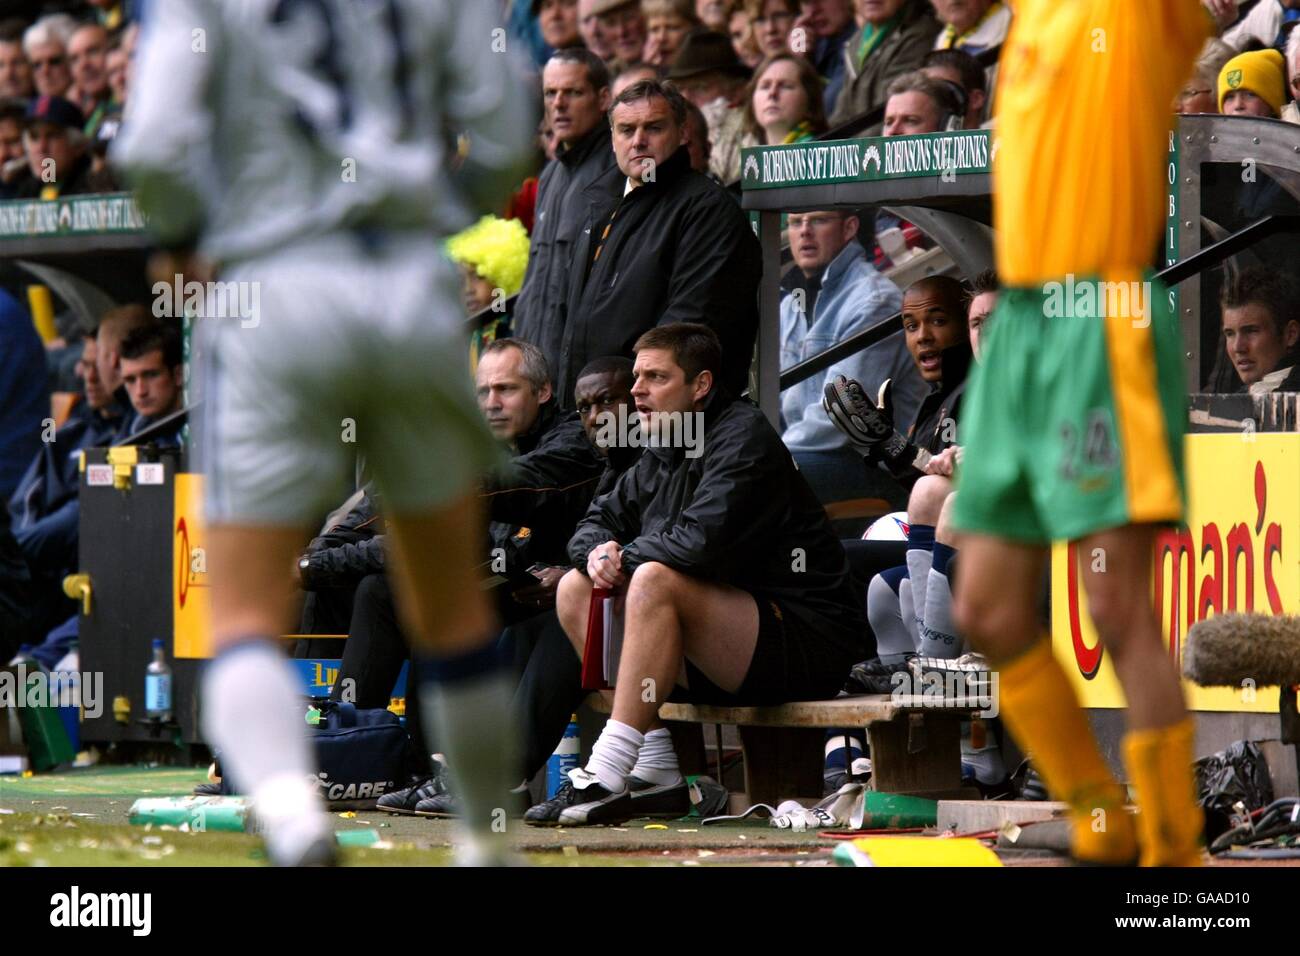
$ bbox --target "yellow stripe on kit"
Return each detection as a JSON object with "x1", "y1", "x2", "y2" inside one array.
[{"x1": 1102, "y1": 304, "x2": 1182, "y2": 523}]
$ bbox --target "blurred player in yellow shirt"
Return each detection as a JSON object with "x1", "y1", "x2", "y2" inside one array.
[{"x1": 953, "y1": 1, "x2": 1211, "y2": 866}]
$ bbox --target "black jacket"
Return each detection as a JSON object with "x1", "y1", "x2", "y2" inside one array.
[
  {"x1": 483, "y1": 399, "x2": 607, "y2": 568},
  {"x1": 557, "y1": 146, "x2": 761, "y2": 403},
  {"x1": 300, "y1": 488, "x2": 384, "y2": 590},
  {"x1": 513, "y1": 121, "x2": 619, "y2": 368},
  {"x1": 568, "y1": 390, "x2": 865, "y2": 639}
]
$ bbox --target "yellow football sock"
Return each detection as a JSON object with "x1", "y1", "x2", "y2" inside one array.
[
  {"x1": 996, "y1": 640, "x2": 1137, "y2": 865},
  {"x1": 1123, "y1": 718, "x2": 1204, "y2": 867}
]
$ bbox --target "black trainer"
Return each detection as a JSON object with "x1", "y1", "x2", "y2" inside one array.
[
  {"x1": 524, "y1": 769, "x2": 631, "y2": 826},
  {"x1": 627, "y1": 775, "x2": 690, "y2": 818},
  {"x1": 377, "y1": 768, "x2": 450, "y2": 816}
]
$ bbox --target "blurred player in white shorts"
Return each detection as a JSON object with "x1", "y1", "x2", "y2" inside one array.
[{"x1": 115, "y1": 0, "x2": 534, "y2": 865}]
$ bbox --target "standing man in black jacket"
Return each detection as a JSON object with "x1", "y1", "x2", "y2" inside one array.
[
  {"x1": 526, "y1": 324, "x2": 865, "y2": 826},
  {"x1": 554, "y1": 80, "x2": 761, "y2": 404},
  {"x1": 513, "y1": 47, "x2": 618, "y2": 368}
]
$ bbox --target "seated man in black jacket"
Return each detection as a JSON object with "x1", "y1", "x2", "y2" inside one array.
[{"x1": 526, "y1": 323, "x2": 866, "y2": 826}]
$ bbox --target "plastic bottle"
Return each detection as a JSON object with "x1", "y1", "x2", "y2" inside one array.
[
  {"x1": 145, "y1": 638, "x2": 172, "y2": 723},
  {"x1": 546, "y1": 715, "x2": 581, "y2": 797}
]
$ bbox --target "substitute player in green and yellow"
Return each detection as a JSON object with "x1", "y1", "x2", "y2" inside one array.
[{"x1": 951, "y1": 0, "x2": 1211, "y2": 866}]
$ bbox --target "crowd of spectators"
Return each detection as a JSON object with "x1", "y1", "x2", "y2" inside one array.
[{"x1": 4, "y1": 0, "x2": 1300, "y2": 819}]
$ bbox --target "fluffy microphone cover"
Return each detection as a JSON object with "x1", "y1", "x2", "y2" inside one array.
[{"x1": 1183, "y1": 612, "x2": 1300, "y2": 688}]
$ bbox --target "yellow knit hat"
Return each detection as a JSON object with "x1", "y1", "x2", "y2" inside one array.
[
  {"x1": 445, "y1": 215, "x2": 531, "y2": 296},
  {"x1": 1218, "y1": 48, "x2": 1286, "y2": 116}
]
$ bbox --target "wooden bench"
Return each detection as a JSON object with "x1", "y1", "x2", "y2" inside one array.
[{"x1": 591, "y1": 695, "x2": 984, "y2": 805}]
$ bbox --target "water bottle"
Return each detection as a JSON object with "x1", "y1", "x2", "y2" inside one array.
[
  {"x1": 546, "y1": 715, "x2": 581, "y2": 797},
  {"x1": 145, "y1": 638, "x2": 172, "y2": 723}
]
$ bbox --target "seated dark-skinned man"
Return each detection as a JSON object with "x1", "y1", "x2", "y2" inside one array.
[{"x1": 525, "y1": 323, "x2": 866, "y2": 826}]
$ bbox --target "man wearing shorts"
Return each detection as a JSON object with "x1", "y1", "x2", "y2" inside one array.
[
  {"x1": 526, "y1": 323, "x2": 865, "y2": 826},
  {"x1": 115, "y1": 0, "x2": 533, "y2": 865},
  {"x1": 951, "y1": 1, "x2": 1210, "y2": 865}
]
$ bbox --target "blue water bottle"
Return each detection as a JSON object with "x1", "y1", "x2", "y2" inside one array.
[
  {"x1": 546, "y1": 715, "x2": 581, "y2": 797},
  {"x1": 145, "y1": 638, "x2": 172, "y2": 723}
]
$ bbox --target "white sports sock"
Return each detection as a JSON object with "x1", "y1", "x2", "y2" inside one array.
[
  {"x1": 583, "y1": 718, "x2": 643, "y2": 792},
  {"x1": 867, "y1": 573, "x2": 916, "y2": 663},
  {"x1": 898, "y1": 577, "x2": 918, "y2": 645},
  {"x1": 960, "y1": 720, "x2": 1007, "y2": 784},
  {"x1": 919, "y1": 564, "x2": 963, "y2": 659},
  {"x1": 629, "y1": 727, "x2": 682, "y2": 787},
  {"x1": 201, "y1": 642, "x2": 328, "y2": 861},
  {"x1": 905, "y1": 549, "x2": 933, "y2": 638}
]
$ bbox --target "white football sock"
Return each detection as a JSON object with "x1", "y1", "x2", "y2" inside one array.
[
  {"x1": 201, "y1": 641, "x2": 329, "y2": 862},
  {"x1": 629, "y1": 727, "x2": 683, "y2": 786},
  {"x1": 582, "y1": 718, "x2": 643, "y2": 792}
]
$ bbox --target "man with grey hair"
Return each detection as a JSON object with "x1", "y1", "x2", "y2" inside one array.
[
  {"x1": 882, "y1": 68, "x2": 965, "y2": 136},
  {"x1": 553, "y1": 78, "x2": 760, "y2": 402},
  {"x1": 23, "y1": 14, "x2": 76, "y2": 99}
]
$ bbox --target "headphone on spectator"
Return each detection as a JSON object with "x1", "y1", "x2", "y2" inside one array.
[{"x1": 933, "y1": 79, "x2": 969, "y2": 131}]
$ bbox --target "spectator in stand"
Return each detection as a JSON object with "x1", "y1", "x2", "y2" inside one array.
[
  {"x1": 1218, "y1": 48, "x2": 1286, "y2": 117},
  {"x1": 106, "y1": 32, "x2": 130, "y2": 108},
  {"x1": 922, "y1": 48, "x2": 986, "y2": 128},
  {"x1": 830, "y1": 0, "x2": 940, "y2": 128},
  {"x1": 536, "y1": 0, "x2": 583, "y2": 51},
  {"x1": 1177, "y1": 63, "x2": 1220, "y2": 115},
  {"x1": 593, "y1": 0, "x2": 648, "y2": 64},
  {"x1": 874, "y1": 71, "x2": 958, "y2": 265},
  {"x1": 510, "y1": 0, "x2": 558, "y2": 70},
  {"x1": 611, "y1": 60, "x2": 660, "y2": 96},
  {"x1": 1285, "y1": 24, "x2": 1300, "y2": 123},
  {"x1": 1220, "y1": 266, "x2": 1300, "y2": 394},
  {"x1": 0, "y1": 100, "x2": 27, "y2": 198},
  {"x1": 643, "y1": 0, "x2": 700, "y2": 66},
  {"x1": 524, "y1": 324, "x2": 866, "y2": 826},
  {"x1": 15, "y1": 95, "x2": 116, "y2": 198},
  {"x1": 743, "y1": 52, "x2": 828, "y2": 144},
  {"x1": 666, "y1": 30, "x2": 752, "y2": 183},
  {"x1": 729, "y1": 3, "x2": 764, "y2": 67},
  {"x1": 697, "y1": 0, "x2": 734, "y2": 32},
  {"x1": 513, "y1": 47, "x2": 618, "y2": 377},
  {"x1": 444, "y1": 214, "x2": 531, "y2": 369},
  {"x1": 1210, "y1": 0, "x2": 1300, "y2": 53},
  {"x1": 24, "y1": 15, "x2": 76, "y2": 100},
  {"x1": 779, "y1": 208, "x2": 922, "y2": 506},
  {"x1": 0, "y1": 19, "x2": 34, "y2": 100},
  {"x1": 579, "y1": 0, "x2": 617, "y2": 59},
  {"x1": 796, "y1": 0, "x2": 857, "y2": 117},
  {"x1": 929, "y1": 0, "x2": 1009, "y2": 55},
  {"x1": 67, "y1": 23, "x2": 111, "y2": 132},
  {"x1": 682, "y1": 97, "x2": 713, "y2": 173},
  {"x1": 553, "y1": 80, "x2": 761, "y2": 402},
  {"x1": 748, "y1": 0, "x2": 798, "y2": 57}
]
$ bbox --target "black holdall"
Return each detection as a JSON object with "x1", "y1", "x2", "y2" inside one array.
[{"x1": 216, "y1": 701, "x2": 413, "y2": 810}]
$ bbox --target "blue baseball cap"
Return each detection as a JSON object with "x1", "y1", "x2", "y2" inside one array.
[{"x1": 25, "y1": 95, "x2": 86, "y2": 132}]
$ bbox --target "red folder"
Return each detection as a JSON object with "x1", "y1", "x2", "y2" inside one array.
[{"x1": 581, "y1": 587, "x2": 615, "y2": 691}]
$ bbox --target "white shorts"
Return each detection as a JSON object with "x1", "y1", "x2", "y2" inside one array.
[{"x1": 195, "y1": 233, "x2": 499, "y2": 526}]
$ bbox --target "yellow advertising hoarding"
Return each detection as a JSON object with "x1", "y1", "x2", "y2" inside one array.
[
  {"x1": 173, "y1": 472, "x2": 211, "y2": 659},
  {"x1": 1051, "y1": 433, "x2": 1296, "y2": 712}
]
